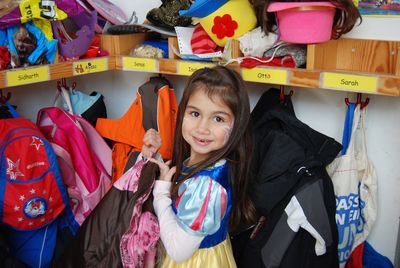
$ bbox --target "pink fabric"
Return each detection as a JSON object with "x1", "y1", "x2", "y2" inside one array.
[
  {"x1": 120, "y1": 212, "x2": 159, "y2": 268},
  {"x1": 190, "y1": 179, "x2": 213, "y2": 231},
  {"x1": 37, "y1": 107, "x2": 112, "y2": 225},
  {"x1": 190, "y1": 24, "x2": 219, "y2": 54},
  {"x1": 38, "y1": 109, "x2": 101, "y2": 191},
  {"x1": 220, "y1": 185, "x2": 227, "y2": 218},
  {"x1": 116, "y1": 160, "x2": 160, "y2": 268},
  {"x1": 113, "y1": 160, "x2": 145, "y2": 192}
]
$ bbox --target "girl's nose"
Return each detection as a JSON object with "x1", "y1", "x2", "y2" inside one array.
[{"x1": 196, "y1": 119, "x2": 210, "y2": 134}]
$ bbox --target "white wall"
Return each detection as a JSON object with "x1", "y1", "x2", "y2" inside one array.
[{"x1": 4, "y1": 7, "x2": 400, "y2": 264}]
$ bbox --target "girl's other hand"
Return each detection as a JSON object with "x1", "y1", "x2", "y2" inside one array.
[
  {"x1": 150, "y1": 159, "x2": 176, "y2": 182},
  {"x1": 142, "y1": 128, "x2": 162, "y2": 159}
]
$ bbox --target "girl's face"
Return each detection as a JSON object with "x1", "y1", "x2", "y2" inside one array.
[{"x1": 182, "y1": 89, "x2": 234, "y2": 166}]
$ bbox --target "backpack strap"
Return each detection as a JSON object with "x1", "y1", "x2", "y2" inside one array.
[{"x1": 5, "y1": 102, "x2": 20, "y2": 118}]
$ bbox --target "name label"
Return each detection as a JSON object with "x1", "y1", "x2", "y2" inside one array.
[
  {"x1": 177, "y1": 61, "x2": 215, "y2": 76},
  {"x1": 122, "y1": 57, "x2": 158, "y2": 72},
  {"x1": 73, "y1": 58, "x2": 108, "y2": 76},
  {"x1": 322, "y1": 72, "x2": 377, "y2": 93},
  {"x1": 241, "y1": 68, "x2": 288, "y2": 85},
  {"x1": 6, "y1": 66, "x2": 50, "y2": 87}
]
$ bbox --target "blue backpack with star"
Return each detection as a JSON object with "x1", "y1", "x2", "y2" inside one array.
[{"x1": 0, "y1": 103, "x2": 78, "y2": 268}]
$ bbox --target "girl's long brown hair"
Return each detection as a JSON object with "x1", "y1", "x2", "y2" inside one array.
[
  {"x1": 252, "y1": 0, "x2": 362, "y2": 39},
  {"x1": 170, "y1": 66, "x2": 256, "y2": 231}
]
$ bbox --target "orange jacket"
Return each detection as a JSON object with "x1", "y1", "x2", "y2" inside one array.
[{"x1": 96, "y1": 77, "x2": 178, "y2": 181}]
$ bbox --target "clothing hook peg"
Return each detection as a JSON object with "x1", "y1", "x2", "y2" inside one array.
[
  {"x1": 279, "y1": 85, "x2": 293, "y2": 104},
  {"x1": 279, "y1": 85, "x2": 285, "y2": 103},
  {"x1": 356, "y1": 93, "x2": 362, "y2": 105},
  {"x1": 57, "y1": 81, "x2": 61, "y2": 91},
  {"x1": 62, "y1": 78, "x2": 67, "y2": 88},
  {"x1": 0, "y1": 90, "x2": 11, "y2": 104},
  {"x1": 361, "y1": 97, "x2": 370, "y2": 109},
  {"x1": 356, "y1": 93, "x2": 369, "y2": 109}
]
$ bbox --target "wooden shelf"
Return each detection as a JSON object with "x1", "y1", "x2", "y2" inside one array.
[
  {"x1": 115, "y1": 56, "x2": 400, "y2": 96},
  {"x1": 109, "y1": 35, "x2": 400, "y2": 96},
  {"x1": 1, "y1": 54, "x2": 399, "y2": 96},
  {"x1": 0, "y1": 56, "x2": 115, "y2": 89}
]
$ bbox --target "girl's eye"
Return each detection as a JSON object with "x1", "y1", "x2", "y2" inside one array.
[
  {"x1": 214, "y1": 116, "x2": 224, "y2": 123},
  {"x1": 190, "y1": 111, "x2": 200, "y2": 117}
]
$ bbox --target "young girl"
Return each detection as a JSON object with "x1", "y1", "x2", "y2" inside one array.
[{"x1": 143, "y1": 66, "x2": 255, "y2": 267}]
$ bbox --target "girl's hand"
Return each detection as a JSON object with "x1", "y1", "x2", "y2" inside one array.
[
  {"x1": 150, "y1": 159, "x2": 176, "y2": 182},
  {"x1": 142, "y1": 128, "x2": 162, "y2": 159}
]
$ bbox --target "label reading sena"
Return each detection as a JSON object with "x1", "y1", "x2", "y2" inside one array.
[
  {"x1": 241, "y1": 67, "x2": 288, "y2": 84},
  {"x1": 122, "y1": 57, "x2": 158, "y2": 72},
  {"x1": 322, "y1": 72, "x2": 377, "y2": 93},
  {"x1": 6, "y1": 66, "x2": 50, "y2": 87},
  {"x1": 177, "y1": 61, "x2": 215, "y2": 76},
  {"x1": 73, "y1": 58, "x2": 108, "y2": 76}
]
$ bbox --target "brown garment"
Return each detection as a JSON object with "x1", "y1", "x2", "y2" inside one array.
[{"x1": 56, "y1": 162, "x2": 159, "y2": 268}]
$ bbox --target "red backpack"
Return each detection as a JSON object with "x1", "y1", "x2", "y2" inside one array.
[
  {"x1": 0, "y1": 117, "x2": 70, "y2": 230},
  {"x1": 0, "y1": 104, "x2": 78, "y2": 267}
]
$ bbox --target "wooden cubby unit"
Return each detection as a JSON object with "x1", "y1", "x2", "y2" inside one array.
[
  {"x1": 307, "y1": 38, "x2": 400, "y2": 75},
  {"x1": 1, "y1": 34, "x2": 399, "y2": 97}
]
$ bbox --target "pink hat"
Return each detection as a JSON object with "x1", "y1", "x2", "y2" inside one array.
[{"x1": 267, "y1": 2, "x2": 336, "y2": 44}]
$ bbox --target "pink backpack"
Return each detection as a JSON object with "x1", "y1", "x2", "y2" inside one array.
[{"x1": 37, "y1": 104, "x2": 112, "y2": 225}]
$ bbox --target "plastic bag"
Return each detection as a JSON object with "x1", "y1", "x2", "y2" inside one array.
[{"x1": 0, "y1": 0, "x2": 86, "y2": 29}]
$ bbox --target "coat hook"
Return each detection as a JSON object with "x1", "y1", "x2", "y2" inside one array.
[
  {"x1": 279, "y1": 85, "x2": 285, "y2": 103},
  {"x1": 345, "y1": 93, "x2": 369, "y2": 109},
  {"x1": 357, "y1": 93, "x2": 369, "y2": 109},
  {"x1": 57, "y1": 78, "x2": 77, "y2": 91},
  {"x1": 0, "y1": 90, "x2": 11, "y2": 104},
  {"x1": 344, "y1": 97, "x2": 350, "y2": 106},
  {"x1": 279, "y1": 85, "x2": 293, "y2": 104}
]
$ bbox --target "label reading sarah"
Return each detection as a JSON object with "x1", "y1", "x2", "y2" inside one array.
[
  {"x1": 122, "y1": 57, "x2": 158, "y2": 72},
  {"x1": 73, "y1": 58, "x2": 108, "y2": 76},
  {"x1": 6, "y1": 66, "x2": 50, "y2": 87},
  {"x1": 241, "y1": 68, "x2": 288, "y2": 85},
  {"x1": 322, "y1": 72, "x2": 377, "y2": 93},
  {"x1": 177, "y1": 61, "x2": 215, "y2": 76}
]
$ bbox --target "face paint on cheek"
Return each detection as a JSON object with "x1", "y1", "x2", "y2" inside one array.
[{"x1": 222, "y1": 124, "x2": 233, "y2": 144}]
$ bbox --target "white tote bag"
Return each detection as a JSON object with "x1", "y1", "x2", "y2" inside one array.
[{"x1": 326, "y1": 104, "x2": 378, "y2": 267}]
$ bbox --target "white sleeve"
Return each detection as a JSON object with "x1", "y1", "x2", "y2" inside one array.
[{"x1": 153, "y1": 180, "x2": 204, "y2": 262}]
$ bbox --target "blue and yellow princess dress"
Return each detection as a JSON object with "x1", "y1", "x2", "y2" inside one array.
[{"x1": 161, "y1": 159, "x2": 236, "y2": 268}]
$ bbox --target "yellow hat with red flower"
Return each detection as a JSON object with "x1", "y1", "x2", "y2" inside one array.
[{"x1": 180, "y1": 0, "x2": 257, "y2": 47}]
